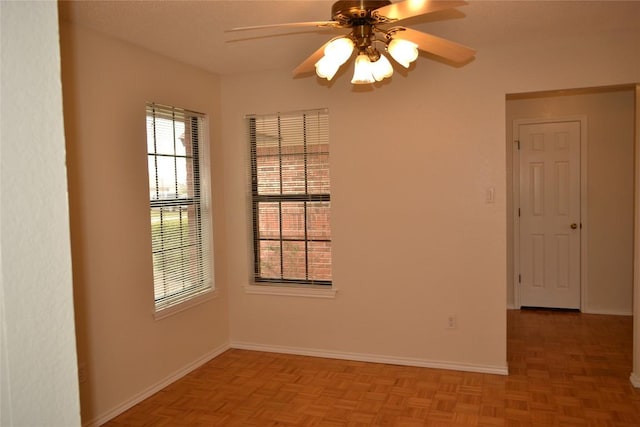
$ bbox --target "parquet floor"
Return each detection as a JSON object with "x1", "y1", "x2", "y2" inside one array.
[{"x1": 105, "y1": 309, "x2": 640, "y2": 426}]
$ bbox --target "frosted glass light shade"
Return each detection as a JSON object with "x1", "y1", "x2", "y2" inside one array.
[
  {"x1": 371, "y1": 54, "x2": 393, "y2": 81},
  {"x1": 324, "y1": 37, "x2": 354, "y2": 64},
  {"x1": 315, "y1": 37, "x2": 354, "y2": 81},
  {"x1": 315, "y1": 55, "x2": 341, "y2": 81},
  {"x1": 388, "y1": 39, "x2": 419, "y2": 68},
  {"x1": 351, "y1": 54, "x2": 376, "y2": 84}
]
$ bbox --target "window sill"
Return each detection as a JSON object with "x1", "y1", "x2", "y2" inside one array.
[
  {"x1": 244, "y1": 284, "x2": 337, "y2": 299},
  {"x1": 154, "y1": 288, "x2": 218, "y2": 320}
]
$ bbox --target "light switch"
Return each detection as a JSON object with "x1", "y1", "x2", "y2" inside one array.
[{"x1": 486, "y1": 187, "x2": 495, "y2": 204}]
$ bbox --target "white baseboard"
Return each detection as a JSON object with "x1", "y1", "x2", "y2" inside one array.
[
  {"x1": 581, "y1": 308, "x2": 633, "y2": 316},
  {"x1": 230, "y1": 341, "x2": 509, "y2": 376},
  {"x1": 630, "y1": 373, "x2": 640, "y2": 388},
  {"x1": 85, "y1": 342, "x2": 230, "y2": 427}
]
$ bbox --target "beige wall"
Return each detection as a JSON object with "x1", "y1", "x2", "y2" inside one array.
[
  {"x1": 59, "y1": 24, "x2": 229, "y2": 424},
  {"x1": 222, "y1": 69, "x2": 508, "y2": 370},
  {"x1": 1, "y1": 2, "x2": 81, "y2": 425},
  {"x1": 506, "y1": 89, "x2": 636, "y2": 314},
  {"x1": 221, "y1": 3, "x2": 640, "y2": 371}
]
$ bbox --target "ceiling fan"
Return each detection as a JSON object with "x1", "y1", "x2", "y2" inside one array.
[{"x1": 228, "y1": 0, "x2": 476, "y2": 85}]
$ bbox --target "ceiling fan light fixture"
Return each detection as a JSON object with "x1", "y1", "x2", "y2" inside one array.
[
  {"x1": 231, "y1": 0, "x2": 476, "y2": 87},
  {"x1": 315, "y1": 55, "x2": 342, "y2": 80},
  {"x1": 324, "y1": 37, "x2": 355, "y2": 64},
  {"x1": 387, "y1": 38, "x2": 419, "y2": 68},
  {"x1": 370, "y1": 53, "x2": 393, "y2": 81},
  {"x1": 351, "y1": 53, "x2": 376, "y2": 84},
  {"x1": 315, "y1": 37, "x2": 355, "y2": 81}
]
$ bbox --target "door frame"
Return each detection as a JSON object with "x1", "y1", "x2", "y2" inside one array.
[
  {"x1": 512, "y1": 115, "x2": 588, "y2": 309},
  {"x1": 631, "y1": 84, "x2": 640, "y2": 387}
]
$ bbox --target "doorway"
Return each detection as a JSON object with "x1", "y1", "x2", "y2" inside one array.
[{"x1": 507, "y1": 85, "x2": 636, "y2": 314}]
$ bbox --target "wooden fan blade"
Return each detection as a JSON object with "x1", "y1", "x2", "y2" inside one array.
[
  {"x1": 392, "y1": 27, "x2": 475, "y2": 63},
  {"x1": 226, "y1": 21, "x2": 339, "y2": 32},
  {"x1": 292, "y1": 40, "x2": 333, "y2": 77},
  {"x1": 375, "y1": 0, "x2": 467, "y2": 22}
]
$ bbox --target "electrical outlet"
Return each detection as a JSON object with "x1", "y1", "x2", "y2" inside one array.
[{"x1": 447, "y1": 315, "x2": 457, "y2": 329}]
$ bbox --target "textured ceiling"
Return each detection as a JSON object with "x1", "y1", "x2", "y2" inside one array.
[{"x1": 58, "y1": 1, "x2": 640, "y2": 76}]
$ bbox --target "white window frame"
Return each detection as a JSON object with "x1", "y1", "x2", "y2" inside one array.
[
  {"x1": 248, "y1": 108, "x2": 332, "y2": 288},
  {"x1": 146, "y1": 102, "x2": 214, "y2": 317}
]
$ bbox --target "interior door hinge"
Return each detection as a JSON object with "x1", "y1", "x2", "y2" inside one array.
[
  {"x1": 515, "y1": 140, "x2": 520, "y2": 150},
  {"x1": 518, "y1": 274, "x2": 521, "y2": 283},
  {"x1": 518, "y1": 208, "x2": 521, "y2": 217}
]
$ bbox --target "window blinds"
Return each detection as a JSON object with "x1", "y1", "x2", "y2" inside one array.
[
  {"x1": 146, "y1": 102, "x2": 213, "y2": 311},
  {"x1": 248, "y1": 108, "x2": 331, "y2": 285}
]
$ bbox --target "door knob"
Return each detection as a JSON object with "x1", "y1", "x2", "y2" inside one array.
[{"x1": 570, "y1": 223, "x2": 578, "y2": 229}]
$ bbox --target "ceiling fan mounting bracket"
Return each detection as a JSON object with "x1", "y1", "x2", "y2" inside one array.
[
  {"x1": 331, "y1": 0, "x2": 393, "y2": 26},
  {"x1": 385, "y1": 27, "x2": 407, "y2": 39}
]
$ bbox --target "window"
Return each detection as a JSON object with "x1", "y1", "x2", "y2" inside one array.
[
  {"x1": 248, "y1": 108, "x2": 331, "y2": 286},
  {"x1": 146, "y1": 102, "x2": 213, "y2": 312}
]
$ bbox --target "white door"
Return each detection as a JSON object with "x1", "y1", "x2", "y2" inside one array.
[{"x1": 518, "y1": 120, "x2": 581, "y2": 309}]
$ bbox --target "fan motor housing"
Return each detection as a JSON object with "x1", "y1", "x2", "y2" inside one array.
[{"x1": 331, "y1": 0, "x2": 392, "y2": 25}]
